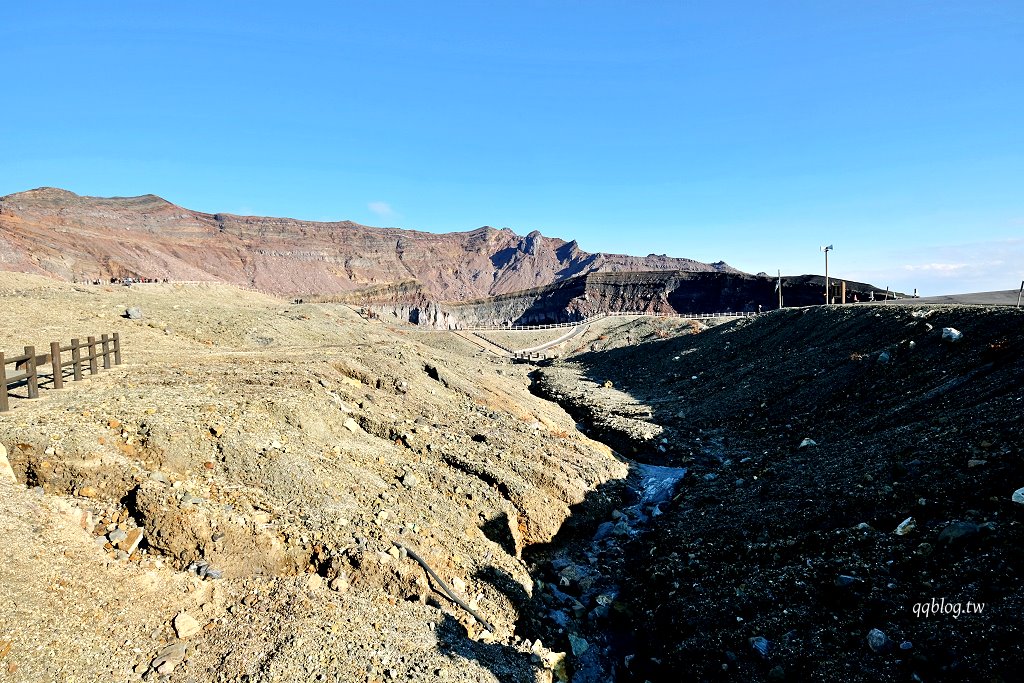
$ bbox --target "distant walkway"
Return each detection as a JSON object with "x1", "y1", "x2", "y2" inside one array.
[
  {"x1": 446, "y1": 311, "x2": 761, "y2": 361},
  {"x1": 457, "y1": 310, "x2": 756, "y2": 332},
  {"x1": 452, "y1": 331, "x2": 513, "y2": 357},
  {"x1": 512, "y1": 324, "x2": 590, "y2": 360}
]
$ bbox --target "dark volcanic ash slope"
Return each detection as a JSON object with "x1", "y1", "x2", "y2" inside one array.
[
  {"x1": 0, "y1": 187, "x2": 735, "y2": 298},
  {"x1": 534, "y1": 304, "x2": 1024, "y2": 682}
]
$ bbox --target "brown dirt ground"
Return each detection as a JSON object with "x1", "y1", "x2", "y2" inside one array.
[
  {"x1": 5, "y1": 274, "x2": 1023, "y2": 683},
  {"x1": 0, "y1": 274, "x2": 628, "y2": 683}
]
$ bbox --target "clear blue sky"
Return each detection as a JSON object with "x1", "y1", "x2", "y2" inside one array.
[{"x1": 2, "y1": 1, "x2": 1021, "y2": 295}]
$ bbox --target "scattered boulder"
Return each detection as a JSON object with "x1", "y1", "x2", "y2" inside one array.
[
  {"x1": 941, "y1": 327, "x2": 963, "y2": 342},
  {"x1": 124, "y1": 307, "x2": 143, "y2": 320},
  {"x1": 173, "y1": 611, "x2": 202, "y2": 638},
  {"x1": 798, "y1": 438, "x2": 817, "y2": 449},
  {"x1": 937, "y1": 520, "x2": 980, "y2": 547},
  {"x1": 867, "y1": 628, "x2": 890, "y2": 654},
  {"x1": 749, "y1": 636, "x2": 770, "y2": 658},
  {"x1": 186, "y1": 560, "x2": 224, "y2": 580},
  {"x1": 0, "y1": 444, "x2": 16, "y2": 484},
  {"x1": 1011, "y1": 487, "x2": 1024, "y2": 505},
  {"x1": 151, "y1": 641, "x2": 186, "y2": 675},
  {"x1": 568, "y1": 633, "x2": 589, "y2": 656},
  {"x1": 894, "y1": 517, "x2": 916, "y2": 535},
  {"x1": 119, "y1": 528, "x2": 146, "y2": 557}
]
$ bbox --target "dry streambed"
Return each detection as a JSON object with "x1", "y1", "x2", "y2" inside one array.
[
  {"x1": 533, "y1": 304, "x2": 1024, "y2": 682},
  {"x1": 8, "y1": 275, "x2": 1020, "y2": 683}
]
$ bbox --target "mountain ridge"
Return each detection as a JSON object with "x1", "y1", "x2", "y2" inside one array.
[{"x1": 0, "y1": 187, "x2": 738, "y2": 299}]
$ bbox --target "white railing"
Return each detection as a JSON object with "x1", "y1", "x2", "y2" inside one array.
[{"x1": 456, "y1": 310, "x2": 757, "y2": 332}]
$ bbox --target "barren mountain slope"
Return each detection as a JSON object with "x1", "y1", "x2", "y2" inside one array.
[
  {"x1": 0, "y1": 188, "x2": 735, "y2": 299},
  {"x1": 532, "y1": 304, "x2": 1024, "y2": 682},
  {"x1": 0, "y1": 273, "x2": 630, "y2": 683}
]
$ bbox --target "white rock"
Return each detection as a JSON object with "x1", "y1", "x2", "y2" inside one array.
[
  {"x1": 0, "y1": 443, "x2": 16, "y2": 484},
  {"x1": 798, "y1": 438, "x2": 817, "y2": 449},
  {"x1": 895, "y1": 517, "x2": 917, "y2": 535},
  {"x1": 343, "y1": 418, "x2": 360, "y2": 433},
  {"x1": 1012, "y1": 487, "x2": 1024, "y2": 505},
  {"x1": 941, "y1": 327, "x2": 962, "y2": 342},
  {"x1": 173, "y1": 611, "x2": 203, "y2": 638}
]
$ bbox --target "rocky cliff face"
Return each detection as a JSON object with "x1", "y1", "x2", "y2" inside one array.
[
  {"x1": 0, "y1": 187, "x2": 736, "y2": 299},
  {"x1": 362, "y1": 271, "x2": 893, "y2": 328}
]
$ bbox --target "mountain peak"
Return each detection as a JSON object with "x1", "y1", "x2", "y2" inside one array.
[{"x1": 0, "y1": 187, "x2": 741, "y2": 298}]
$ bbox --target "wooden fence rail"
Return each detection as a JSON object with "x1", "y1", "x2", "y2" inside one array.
[{"x1": 0, "y1": 332, "x2": 121, "y2": 412}]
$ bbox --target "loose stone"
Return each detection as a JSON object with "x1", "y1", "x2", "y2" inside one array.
[
  {"x1": 0, "y1": 444, "x2": 16, "y2": 484},
  {"x1": 1011, "y1": 487, "x2": 1024, "y2": 505},
  {"x1": 150, "y1": 640, "x2": 186, "y2": 673},
  {"x1": 749, "y1": 636, "x2": 770, "y2": 658},
  {"x1": 894, "y1": 517, "x2": 916, "y2": 535},
  {"x1": 867, "y1": 628, "x2": 890, "y2": 653},
  {"x1": 173, "y1": 611, "x2": 202, "y2": 638}
]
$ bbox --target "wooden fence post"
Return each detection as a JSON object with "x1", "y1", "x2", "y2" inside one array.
[
  {"x1": 113, "y1": 332, "x2": 122, "y2": 365},
  {"x1": 101, "y1": 334, "x2": 112, "y2": 369},
  {"x1": 25, "y1": 345, "x2": 39, "y2": 399},
  {"x1": 51, "y1": 341, "x2": 64, "y2": 389},
  {"x1": 71, "y1": 339, "x2": 83, "y2": 381},
  {"x1": 0, "y1": 352, "x2": 8, "y2": 412},
  {"x1": 88, "y1": 336, "x2": 98, "y2": 375}
]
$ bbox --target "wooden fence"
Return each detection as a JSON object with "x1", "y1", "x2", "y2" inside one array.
[{"x1": 0, "y1": 332, "x2": 121, "y2": 412}]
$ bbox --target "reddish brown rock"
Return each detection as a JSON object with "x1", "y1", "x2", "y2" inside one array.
[{"x1": 0, "y1": 187, "x2": 734, "y2": 299}]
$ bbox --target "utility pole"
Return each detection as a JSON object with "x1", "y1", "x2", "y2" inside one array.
[
  {"x1": 820, "y1": 245, "x2": 833, "y2": 304},
  {"x1": 1017, "y1": 281, "x2": 1023, "y2": 308},
  {"x1": 777, "y1": 269, "x2": 783, "y2": 309}
]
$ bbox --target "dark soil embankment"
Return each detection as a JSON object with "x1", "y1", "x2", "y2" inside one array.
[{"x1": 536, "y1": 304, "x2": 1024, "y2": 682}]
